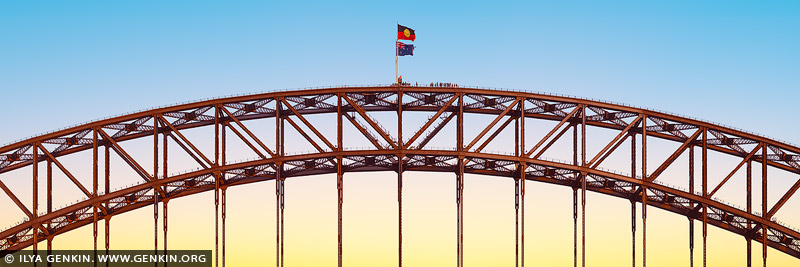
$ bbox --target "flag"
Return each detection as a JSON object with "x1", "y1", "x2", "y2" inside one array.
[
  {"x1": 397, "y1": 24, "x2": 416, "y2": 41},
  {"x1": 397, "y1": 42, "x2": 414, "y2": 56}
]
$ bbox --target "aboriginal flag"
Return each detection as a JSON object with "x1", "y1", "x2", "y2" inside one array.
[
  {"x1": 397, "y1": 42, "x2": 414, "y2": 56},
  {"x1": 397, "y1": 24, "x2": 416, "y2": 41}
]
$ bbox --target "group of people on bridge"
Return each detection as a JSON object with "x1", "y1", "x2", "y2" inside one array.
[
  {"x1": 391, "y1": 81, "x2": 459, "y2": 87},
  {"x1": 430, "y1": 82, "x2": 458, "y2": 87}
]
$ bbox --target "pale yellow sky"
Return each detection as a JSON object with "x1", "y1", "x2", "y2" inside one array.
[{"x1": 39, "y1": 170, "x2": 800, "y2": 266}]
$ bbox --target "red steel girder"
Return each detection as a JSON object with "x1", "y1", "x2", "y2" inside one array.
[
  {"x1": 342, "y1": 94, "x2": 398, "y2": 149},
  {"x1": 475, "y1": 116, "x2": 515, "y2": 153},
  {"x1": 280, "y1": 98, "x2": 336, "y2": 151},
  {"x1": 416, "y1": 113, "x2": 457, "y2": 150},
  {"x1": 96, "y1": 128, "x2": 153, "y2": 182},
  {"x1": 405, "y1": 95, "x2": 458, "y2": 148},
  {"x1": 157, "y1": 115, "x2": 214, "y2": 167},
  {"x1": 587, "y1": 115, "x2": 643, "y2": 168},
  {"x1": 708, "y1": 144, "x2": 763, "y2": 197},
  {"x1": 645, "y1": 129, "x2": 703, "y2": 182},
  {"x1": 465, "y1": 99, "x2": 520, "y2": 151},
  {"x1": 524, "y1": 107, "x2": 580, "y2": 158},
  {"x1": 0, "y1": 180, "x2": 32, "y2": 218},
  {"x1": 768, "y1": 175, "x2": 800, "y2": 219},
  {"x1": 342, "y1": 113, "x2": 385, "y2": 150},
  {"x1": 3, "y1": 87, "x2": 800, "y2": 176},
  {"x1": 223, "y1": 121, "x2": 268, "y2": 159},
  {"x1": 36, "y1": 144, "x2": 92, "y2": 198},
  {"x1": 220, "y1": 106, "x2": 277, "y2": 157}
]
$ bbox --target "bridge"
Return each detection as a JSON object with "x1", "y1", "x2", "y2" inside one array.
[{"x1": 1, "y1": 85, "x2": 799, "y2": 266}]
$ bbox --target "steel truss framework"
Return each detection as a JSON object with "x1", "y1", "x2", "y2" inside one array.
[{"x1": 1, "y1": 86, "x2": 800, "y2": 267}]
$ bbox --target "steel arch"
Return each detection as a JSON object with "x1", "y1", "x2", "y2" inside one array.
[{"x1": 1, "y1": 86, "x2": 799, "y2": 264}]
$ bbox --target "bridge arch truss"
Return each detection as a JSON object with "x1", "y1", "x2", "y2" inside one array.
[{"x1": 1, "y1": 86, "x2": 800, "y2": 266}]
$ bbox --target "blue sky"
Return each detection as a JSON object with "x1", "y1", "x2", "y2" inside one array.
[
  {"x1": 1, "y1": 0, "x2": 798, "y2": 145},
  {"x1": 2, "y1": 2, "x2": 800, "y2": 264}
]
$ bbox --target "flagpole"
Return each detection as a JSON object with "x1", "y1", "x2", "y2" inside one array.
[{"x1": 395, "y1": 21, "x2": 399, "y2": 83}]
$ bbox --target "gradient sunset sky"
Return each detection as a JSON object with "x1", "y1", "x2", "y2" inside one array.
[{"x1": 1, "y1": 1, "x2": 799, "y2": 266}]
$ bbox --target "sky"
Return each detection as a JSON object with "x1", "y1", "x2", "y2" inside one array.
[{"x1": 1, "y1": 1, "x2": 799, "y2": 266}]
